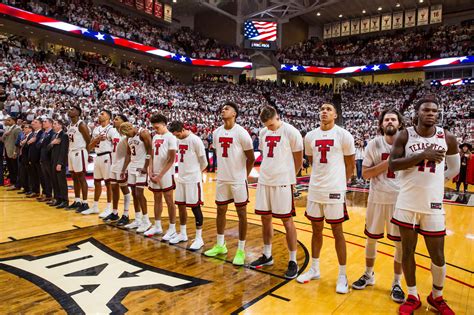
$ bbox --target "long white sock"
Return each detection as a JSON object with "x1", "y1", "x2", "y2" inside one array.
[
  {"x1": 143, "y1": 214, "x2": 149, "y2": 222},
  {"x1": 168, "y1": 223, "x2": 176, "y2": 232},
  {"x1": 112, "y1": 209, "x2": 118, "y2": 215},
  {"x1": 407, "y1": 286, "x2": 418, "y2": 298},
  {"x1": 339, "y1": 265, "x2": 346, "y2": 276},
  {"x1": 196, "y1": 229, "x2": 202, "y2": 239},
  {"x1": 216, "y1": 234, "x2": 225, "y2": 246},
  {"x1": 105, "y1": 202, "x2": 111, "y2": 210},
  {"x1": 75, "y1": 197, "x2": 81, "y2": 203},
  {"x1": 263, "y1": 244, "x2": 272, "y2": 258},
  {"x1": 238, "y1": 240, "x2": 246, "y2": 251},
  {"x1": 93, "y1": 201, "x2": 99, "y2": 208},
  {"x1": 123, "y1": 193, "x2": 131, "y2": 210},
  {"x1": 123, "y1": 209, "x2": 129, "y2": 216},
  {"x1": 431, "y1": 263, "x2": 446, "y2": 298},
  {"x1": 155, "y1": 220, "x2": 162, "y2": 229},
  {"x1": 311, "y1": 258, "x2": 320, "y2": 270},
  {"x1": 289, "y1": 250, "x2": 297, "y2": 262},
  {"x1": 135, "y1": 212, "x2": 143, "y2": 220},
  {"x1": 366, "y1": 266, "x2": 374, "y2": 276},
  {"x1": 393, "y1": 273, "x2": 402, "y2": 285},
  {"x1": 180, "y1": 225, "x2": 187, "y2": 237}
]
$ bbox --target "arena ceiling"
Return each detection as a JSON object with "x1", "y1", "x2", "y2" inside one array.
[{"x1": 172, "y1": 0, "x2": 473, "y2": 24}]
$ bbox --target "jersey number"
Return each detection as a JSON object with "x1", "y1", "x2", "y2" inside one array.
[
  {"x1": 315, "y1": 139, "x2": 334, "y2": 163},
  {"x1": 381, "y1": 153, "x2": 396, "y2": 178},
  {"x1": 131, "y1": 146, "x2": 136, "y2": 156},
  {"x1": 417, "y1": 160, "x2": 436, "y2": 173},
  {"x1": 68, "y1": 134, "x2": 74, "y2": 143}
]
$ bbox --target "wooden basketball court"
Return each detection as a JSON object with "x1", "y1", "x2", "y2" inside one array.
[{"x1": 0, "y1": 171, "x2": 472, "y2": 314}]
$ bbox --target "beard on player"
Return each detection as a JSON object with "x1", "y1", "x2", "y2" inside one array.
[{"x1": 384, "y1": 125, "x2": 397, "y2": 136}]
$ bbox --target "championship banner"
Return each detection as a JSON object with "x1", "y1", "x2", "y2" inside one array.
[
  {"x1": 350, "y1": 19, "x2": 360, "y2": 35},
  {"x1": 331, "y1": 22, "x2": 341, "y2": 37},
  {"x1": 370, "y1": 15, "x2": 380, "y2": 32},
  {"x1": 404, "y1": 9, "x2": 416, "y2": 28},
  {"x1": 392, "y1": 12, "x2": 403, "y2": 29},
  {"x1": 135, "y1": 0, "x2": 144, "y2": 11},
  {"x1": 417, "y1": 7, "x2": 429, "y2": 26},
  {"x1": 361, "y1": 17, "x2": 370, "y2": 33},
  {"x1": 144, "y1": 0, "x2": 153, "y2": 15},
  {"x1": 323, "y1": 23, "x2": 332, "y2": 39},
  {"x1": 164, "y1": 4, "x2": 172, "y2": 22},
  {"x1": 341, "y1": 21, "x2": 350, "y2": 36},
  {"x1": 152, "y1": 1, "x2": 162, "y2": 17},
  {"x1": 381, "y1": 13, "x2": 392, "y2": 31},
  {"x1": 430, "y1": 4, "x2": 442, "y2": 24}
]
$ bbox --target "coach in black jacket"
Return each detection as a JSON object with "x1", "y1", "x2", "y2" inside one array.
[
  {"x1": 18, "y1": 124, "x2": 33, "y2": 194},
  {"x1": 27, "y1": 118, "x2": 44, "y2": 198},
  {"x1": 49, "y1": 120, "x2": 69, "y2": 208},
  {"x1": 38, "y1": 118, "x2": 55, "y2": 201}
]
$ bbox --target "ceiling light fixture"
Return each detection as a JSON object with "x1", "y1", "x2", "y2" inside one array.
[
  {"x1": 377, "y1": 7, "x2": 382, "y2": 11},
  {"x1": 419, "y1": 0, "x2": 424, "y2": 3},
  {"x1": 339, "y1": 14, "x2": 343, "y2": 17},
  {"x1": 316, "y1": 12, "x2": 321, "y2": 16},
  {"x1": 396, "y1": 3, "x2": 401, "y2": 7},
  {"x1": 362, "y1": 10, "x2": 366, "y2": 14}
]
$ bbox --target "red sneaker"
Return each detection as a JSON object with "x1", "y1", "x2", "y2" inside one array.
[
  {"x1": 399, "y1": 294, "x2": 421, "y2": 315},
  {"x1": 427, "y1": 292, "x2": 455, "y2": 315}
]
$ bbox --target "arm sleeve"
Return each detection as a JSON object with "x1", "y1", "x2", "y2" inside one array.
[{"x1": 444, "y1": 154, "x2": 460, "y2": 180}]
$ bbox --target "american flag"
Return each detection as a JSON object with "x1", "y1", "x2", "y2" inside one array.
[{"x1": 244, "y1": 21, "x2": 277, "y2": 41}]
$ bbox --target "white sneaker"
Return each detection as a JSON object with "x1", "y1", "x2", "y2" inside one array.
[
  {"x1": 336, "y1": 275, "x2": 349, "y2": 294},
  {"x1": 125, "y1": 218, "x2": 141, "y2": 229},
  {"x1": 81, "y1": 207, "x2": 99, "y2": 215},
  {"x1": 144, "y1": 226, "x2": 163, "y2": 237},
  {"x1": 136, "y1": 220, "x2": 152, "y2": 233},
  {"x1": 169, "y1": 233, "x2": 188, "y2": 244},
  {"x1": 99, "y1": 208, "x2": 112, "y2": 218},
  {"x1": 296, "y1": 267, "x2": 320, "y2": 284},
  {"x1": 189, "y1": 238, "x2": 204, "y2": 250},
  {"x1": 162, "y1": 229, "x2": 177, "y2": 241}
]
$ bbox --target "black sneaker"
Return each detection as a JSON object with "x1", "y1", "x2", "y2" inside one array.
[
  {"x1": 284, "y1": 261, "x2": 299, "y2": 279},
  {"x1": 391, "y1": 283, "x2": 405, "y2": 303},
  {"x1": 250, "y1": 254, "x2": 274, "y2": 269},
  {"x1": 352, "y1": 273, "x2": 375, "y2": 290},
  {"x1": 103, "y1": 213, "x2": 120, "y2": 222},
  {"x1": 56, "y1": 201, "x2": 69, "y2": 209},
  {"x1": 116, "y1": 215, "x2": 130, "y2": 226},
  {"x1": 76, "y1": 203, "x2": 89, "y2": 213},
  {"x1": 66, "y1": 201, "x2": 80, "y2": 210}
]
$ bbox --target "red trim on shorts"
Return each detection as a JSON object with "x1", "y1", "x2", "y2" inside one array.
[
  {"x1": 304, "y1": 212, "x2": 325, "y2": 222},
  {"x1": 175, "y1": 201, "x2": 186, "y2": 205},
  {"x1": 364, "y1": 227, "x2": 384, "y2": 239},
  {"x1": 255, "y1": 209, "x2": 271, "y2": 215},
  {"x1": 215, "y1": 199, "x2": 234, "y2": 205},
  {"x1": 325, "y1": 205, "x2": 349, "y2": 224},
  {"x1": 186, "y1": 183, "x2": 204, "y2": 207},
  {"x1": 110, "y1": 177, "x2": 127, "y2": 184},
  {"x1": 391, "y1": 218, "x2": 420, "y2": 229},
  {"x1": 149, "y1": 176, "x2": 176, "y2": 192},
  {"x1": 387, "y1": 234, "x2": 402, "y2": 242},
  {"x1": 135, "y1": 182, "x2": 148, "y2": 187},
  {"x1": 272, "y1": 209, "x2": 296, "y2": 219},
  {"x1": 80, "y1": 150, "x2": 86, "y2": 173},
  {"x1": 94, "y1": 178, "x2": 104, "y2": 182},
  {"x1": 104, "y1": 179, "x2": 112, "y2": 183},
  {"x1": 234, "y1": 200, "x2": 249, "y2": 207},
  {"x1": 418, "y1": 229, "x2": 446, "y2": 237}
]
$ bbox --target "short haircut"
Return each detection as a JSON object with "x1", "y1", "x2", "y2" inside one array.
[
  {"x1": 414, "y1": 94, "x2": 439, "y2": 111},
  {"x1": 168, "y1": 121, "x2": 184, "y2": 133},
  {"x1": 223, "y1": 101, "x2": 239, "y2": 118},
  {"x1": 150, "y1": 113, "x2": 168, "y2": 125},
  {"x1": 71, "y1": 105, "x2": 82, "y2": 116},
  {"x1": 43, "y1": 118, "x2": 54, "y2": 124},
  {"x1": 378, "y1": 109, "x2": 405, "y2": 135},
  {"x1": 54, "y1": 120, "x2": 66, "y2": 127},
  {"x1": 116, "y1": 114, "x2": 128, "y2": 122},
  {"x1": 259, "y1": 106, "x2": 277, "y2": 123},
  {"x1": 101, "y1": 109, "x2": 113, "y2": 119},
  {"x1": 321, "y1": 102, "x2": 336, "y2": 110},
  {"x1": 33, "y1": 117, "x2": 43, "y2": 123}
]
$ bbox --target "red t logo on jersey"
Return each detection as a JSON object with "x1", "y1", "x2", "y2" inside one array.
[
  {"x1": 381, "y1": 153, "x2": 396, "y2": 178},
  {"x1": 154, "y1": 139, "x2": 164, "y2": 156},
  {"x1": 219, "y1": 137, "x2": 233, "y2": 158},
  {"x1": 178, "y1": 144, "x2": 188, "y2": 162},
  {"x1": 112, "y1": 138, "x2": 120, "y2": 152},
  {"x1": 265, "y1": 136, "x2": 281, "y2": 158},
  {"x1": 315, "y1": 139, "x2": 334, "y2": 163}
]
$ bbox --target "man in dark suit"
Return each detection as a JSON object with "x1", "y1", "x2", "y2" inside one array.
[
  {"x1": 49, "y1": 120, "x2": 69, "y2": 208},
  {"x1": 38, "y1": 118, "x2": 55, "y2": 202},
  {"x1": 27, "y1": 118, "x2": 44, "y2": 198},
  {"x1": 18, "y1": 124, "x2": 33, "y2": 194}
]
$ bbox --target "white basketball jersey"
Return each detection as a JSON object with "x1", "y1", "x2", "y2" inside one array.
[
  {"x1": 152, "y1": 132, "x2": 177, "y2": 177},
  {"x1": 127, "y1": 128, "x2": 147, "y2": 174},
  {"x1": 396, "y1": 127, "x2": 447, "y2": 214},
  {"x1": 92, "y1": 124, "x2": 119, "y2": 154},
  {"x1": 176, "y1": 133, "x2": 206, "y2": 183},
  {"x1": 213, "y1": 124, "x2": 253, "y2": 183},
  {"x1": 67, "y1": 120, "x2": 87, "y2": 151},
  {"x1": 363, "y1": 136, "x2": 399, "y2": 204},
  {"x1": 258, "y1": 122, "x2": 303, "y2": 186},
  {"x1": 305, "y1": 125, "x2": 355, "y2": 203},
  {"x1": 111, "y1": 136, "x2": 127, "y2": 173}
]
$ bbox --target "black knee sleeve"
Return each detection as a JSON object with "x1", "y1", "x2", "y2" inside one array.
[{"x1": 191, "y1": 206, "x2": 203, "y2": 226}]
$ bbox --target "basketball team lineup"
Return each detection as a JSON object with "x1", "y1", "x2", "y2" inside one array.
[{"x1": 0, "y1": 100, "x2": 472, "y2": 315}]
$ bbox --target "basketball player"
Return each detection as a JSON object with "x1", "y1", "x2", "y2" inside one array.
[
  {"x1": 145, "y1": 114, "x2": 178, "y2": 240},
  {"x1": 168, "y1": 121, "x2": 208, "y2": 250},
  {"x1": 119, "y1": 122, "x2": 153, "y2": 233},
  {"x1": 250, "y1": 106, "x2": 303, "y2": 279},
  {"x1": 297, "y1": 102, "x2": 355, "y2": 294},
  {"x1": 82, "y1": 110, "x2": 120, "y2": 216},
  {"x1": 103, "y1": 114, "x2": 131, "y2": 225},
  {"x1": 389, "y1": 97, "x2": 459, "y2": 315},
  {"x1": 204, "y1": 102, "x2": 255, "y2": 265},
  {"x1": 65, "y1": 106, "x2": 91, "y2": 213},
  {"x1": 351, "y1": 109, "x2": 405, "y2": 303}
]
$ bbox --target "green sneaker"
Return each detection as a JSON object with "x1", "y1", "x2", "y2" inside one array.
[
  {"x1": 204, "y1": 243, "x2": 228, "y2": 257},
  {"x1": 232, "y1": 249, "x2": 246, "y2": 266}
]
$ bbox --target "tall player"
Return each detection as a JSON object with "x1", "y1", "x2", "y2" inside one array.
[
  {"x1": 168, "y1": 121, "x2": 208, "y2": 250},
  {"x1": 145, "y1": 114, "x2": 178, "y2": 240},
  {"x1": 250, "y1": 106, "x2": 303, "y2": 279},
  {"x1": 351, "y1": 109, "x2": 405, "y2": 303},
  {"x1": 65, "y1": 106, "x2": 91, "y2": 213},
  {"x1": 297, "y1": 102, "x2": 355, "y2": 294},
  {"x1": 103, "y1": 114, "x2": 131, "y2": 225},
  {"x1": 83, "y1": 110, "x2": 120, "y2": 216},
  {"x1": 390, "y1": 97, "x2": 459, "y2": 315},
  {"x1": 204, "y1": 102, "x2": 255, "y2": 265},
  {"x1": 119, "y1": 122, "x2": 153, "y2": 233}
]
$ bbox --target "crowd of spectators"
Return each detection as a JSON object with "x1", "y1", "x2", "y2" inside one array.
[{"x1": 277, "y1": 22, "x2": 473, "y2": 67}]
